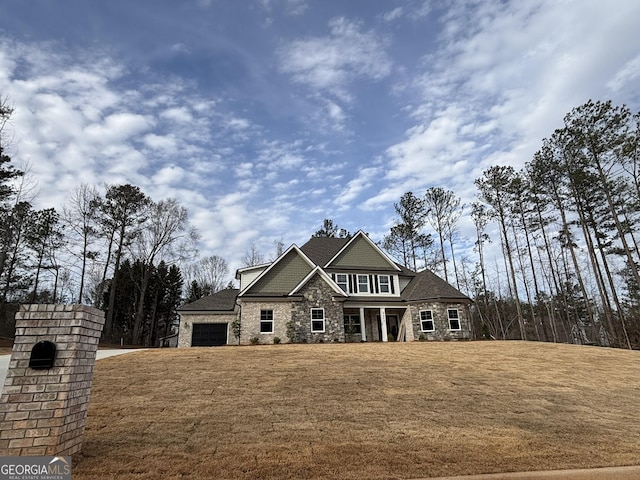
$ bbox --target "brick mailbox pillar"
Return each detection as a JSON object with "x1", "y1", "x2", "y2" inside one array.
[{"x1": 0, "y1": 304, "x2": 105, "y2": 456}]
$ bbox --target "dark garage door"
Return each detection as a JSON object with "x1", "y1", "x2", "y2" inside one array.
[{"x1": 192, "y1": 323, "x2": 228, "y2": 346}]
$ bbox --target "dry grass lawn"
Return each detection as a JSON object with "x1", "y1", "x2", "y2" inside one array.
[{"x1": 74, "y1": 342, "x2": 640, "y2": 479}]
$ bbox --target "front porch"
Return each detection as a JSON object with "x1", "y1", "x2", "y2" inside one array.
[{"x1": 343, "y1": 305, "x2": 412, "y2": 342}]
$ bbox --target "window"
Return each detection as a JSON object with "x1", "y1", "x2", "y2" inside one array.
[
  {"x1": 378, "y1": 275, "x2": 390, "y2": 293},
  {"x1": 357, "y1": 275, "x2": 369, "y2": 293},
  {"x1": 336, "y1": 274, "x2": 348, "y2": 292},
  {"x1": 420, "y1": 310, "x2": 434, "y2": 332},
  {"x1": 260, "y1": 310, "x2": 274, "y2": 334},
  {"x1": 311, "y1": 308, "x2": 325, "y2": 332},
  {"x1": 343, "y1": 315, "x2": 361, "y2": 334},
  {"x1": 448, "y1": 309, "x2": 461, "y2": 331}
]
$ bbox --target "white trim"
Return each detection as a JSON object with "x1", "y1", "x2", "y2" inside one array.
[
  {"x1": 235, "y1": 262, "x2": 271, "y2": 279},
  {"x1": 336, "y1": 273, "x2": 348, "y2": 292},
  {"x1": 357, "y1": 274, "x2": 369, "y2": 293},
  {"x1": 447, "y1": 308, "x2": 461, "y2": 331},
  {"x1": 378, "y1": 274, "x2": 391, "y2": 293},
  {"x1": 311, "y1": 308, "x2": 325, "y2": 333},
  {"x1": 238, "y1": 244, "x2": 317, "y2": 297},
  {"x1": 259, "y1": 309, "x2": 274, "y2": 334},
  {"x1": 324, "y1": 230, "x2": 402, "y2": 271},
  {"x1": 419, "y1": 310, "x2": 435, "y2": 332},
  {"x1": 290, "y1": 266, "x2": 348, "y2": 297}
]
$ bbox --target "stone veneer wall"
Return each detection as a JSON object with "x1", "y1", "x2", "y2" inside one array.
[
  {"x1": 177, "y1": 312, "x2": 238, "y2": 347},
  {"x1": 238, "y1": 301, "x2": 292, "y2": 344},
  {"x1": 409, "y1": 302, "x2": 471, "y2": 341},
  {"x1": 291, "y1": 275, "x2": 344, "y2": 343},
  {"x1": 0, "y1": 304, "x2": 105, "y2": 456}
]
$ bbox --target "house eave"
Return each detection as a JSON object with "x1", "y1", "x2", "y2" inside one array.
[{"x1": 404, "y1": 296, "x2": 473, "y2": 304}]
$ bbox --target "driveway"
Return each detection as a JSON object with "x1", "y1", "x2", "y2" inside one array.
[{"x1": 0, "y1": 349, "x2": 146, "y2": 389}]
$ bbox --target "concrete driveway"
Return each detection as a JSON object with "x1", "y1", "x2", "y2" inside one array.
[{"x1": 0, "y1": 349, "x2": 146, "y2": 389}]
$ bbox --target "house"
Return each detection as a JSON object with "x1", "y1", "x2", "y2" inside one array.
[{"x1": 177, "y1": 231, "x2": 472, "y2": 347}]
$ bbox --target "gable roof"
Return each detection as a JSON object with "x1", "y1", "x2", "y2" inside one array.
[
  {"x1": 300, "y1": 237, "x2": 349, "y2": 266},
  {"x1": 239, "y1": 244, "x2": 315, "y2": 296},
  {"x1": 290, "y1": 266, "x2": 348, "y2": 297},
  {"x1": 178, "y1": 288, "x2": 239, "y2": 312},
  {"x1": 304, "y1": 231, "x2": 401, "y2": 271},
  {"x1": 401, "y1": 269, "x2": 472, "y2": 303}
]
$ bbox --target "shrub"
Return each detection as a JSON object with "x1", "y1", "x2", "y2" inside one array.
[
  {"x1": 250, "y1": 337, "x2": 259, "y2": 345},
  {"x1": 273, "y1": 336, "x2": 281, "y2": 344},
  {"x1": 418, "y1": 333, "x2": 426, "y2": 341},
  {"x1": 387, "y1": 334, "x2": 395, "y2": 342}
]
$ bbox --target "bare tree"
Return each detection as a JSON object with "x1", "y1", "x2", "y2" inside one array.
[
  {"x1": 424, "y1": 187, "x2": 462, "y2": 285},
  {"x1": 129, "y1": 198, "x2": 198, "y2": 345},
  {"x1": 242, "y1": 243, "x2": 265, "y2": 267},
  {"x1": 186, "y1": 255, "x2": 229, "y2": 294},
  {"x1": 62, "y1": 184, "x2": 101, "y2": 303}
]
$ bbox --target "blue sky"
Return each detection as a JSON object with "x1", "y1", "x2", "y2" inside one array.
[{"x1": 1, "y1": 0, "x2": 639, "y2": 274}]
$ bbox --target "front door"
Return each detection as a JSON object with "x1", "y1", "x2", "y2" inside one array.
[{"x1": 387, "y1": 315, "x2": 399, "y2": 341}]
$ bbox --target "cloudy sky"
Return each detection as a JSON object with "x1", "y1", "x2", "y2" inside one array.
[{"x1": 1, "y1": 0, "x2": 639, "y2": 273}]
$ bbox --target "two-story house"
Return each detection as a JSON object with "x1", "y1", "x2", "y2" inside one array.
[{"x1": 177, "y1": 231, "x2": 472, "y2": 346}]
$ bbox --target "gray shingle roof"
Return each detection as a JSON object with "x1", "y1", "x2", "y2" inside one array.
[
  {"x1": 401, "y1": 269, "x2": 472, "y2": 302},
  {"x1": 178, "y1": 288, "x2": 239, "y2": 311}
]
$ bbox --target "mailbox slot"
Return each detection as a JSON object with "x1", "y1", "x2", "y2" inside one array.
[{"x1": 29, "y1": 340, "x2": 57, "y2": 370}]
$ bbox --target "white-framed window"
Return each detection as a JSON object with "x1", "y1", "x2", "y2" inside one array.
[
  {"x1": 260, "y1": 309, "x2": 274, "y2": 334},
  {"x1": 448, "y1": 309, "x2": 461, "y2": 331},
  {"x1": 343, "y1": 314, "x2": 361, "y2": 335},
  {"x1": 311, "y1": 308, "x2": 325, "y2": 333},
  {"x1": 336, "y1": 274, "x2": 348, "y2": 292},
  {"x1": 378, "y1": 275, "x2": 390, "y2": 293},
  {"x1": 420, "y1": 310, "x2": 434, "y2": 332},
  {"x1": 357, "y1": 275, "x2": 369, "y2": 293}
]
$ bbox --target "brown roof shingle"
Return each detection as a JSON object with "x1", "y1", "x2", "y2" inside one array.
[
  {"x1": 401, "y1": 269, "x2": 472, "y2": 302},
  {"x1": 299, "y1": 237, "x2": 350, "y2": 266}
]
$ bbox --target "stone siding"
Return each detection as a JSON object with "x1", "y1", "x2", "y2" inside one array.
[
  {"x1": 238, "y1": 300, "x2": 292, "y2": 344},
  {"x1": 177, "y1": 312, "x2": 238, "y2": 347},
  {"x1": 409, "y1": 302, "x2": 471, "y2": 341},
  {"x1": 0, "y1": 304, "x2": 105, "y2": 456},
  {"x1": 291, "y1": 275, "x2": 344, "y2": 343}
]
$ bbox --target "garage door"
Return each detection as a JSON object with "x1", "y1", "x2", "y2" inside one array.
[{"x1": 192, "y1": 323, "x2": 228, "y2": 346}]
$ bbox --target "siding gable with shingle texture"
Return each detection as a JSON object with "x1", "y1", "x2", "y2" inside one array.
[
  {"x1": 328, "y1": 234, "x2": 396, "y2": 270},
  {"x1": 245, "y1": 248, "x2": 313, "y2": 295}
]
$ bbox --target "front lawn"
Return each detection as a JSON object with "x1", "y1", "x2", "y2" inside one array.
[{"x1": 75, "y1": 342, "x2": 640, "y2": 479}]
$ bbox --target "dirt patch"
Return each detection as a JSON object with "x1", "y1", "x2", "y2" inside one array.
[{"x1": 74, "y1": 342, "x2": 640, "y2": 479}]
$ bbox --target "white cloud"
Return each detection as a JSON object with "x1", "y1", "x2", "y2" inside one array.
[
  {"x1": 336, "y1": 166, "x2": 382, "y2": 206},
  {"x1": 376, "y1": 0, "x2": 640, "y2": 212},
  {"x1": 153, "y1": 164, "x2": 187, "y2": 185},
  {"x1": 144, "y1": 133, "x2": 177, "y2": 153},
  {"x1": 84, "y1": 112, "x2": 153, "y2": 144},
  {"x1": 161, "y1": 107, "x2": 193, "y2": 123},
  {"x1": 382, "y1": 7, "x2": 403, "y2": 22},
  {"x1": 607, "y1": 54, "x2": 640, "y2": 92},
  {"x1": 279, "y1": 17, "x2": 392, "y2": 101}
]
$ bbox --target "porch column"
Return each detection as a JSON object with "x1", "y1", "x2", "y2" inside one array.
[
  {"x1": 380, "y1": 307, "x2": 388, "y2": 342},
  {"x1": 359, "y1": 307, "x2": 366, "y2": 342}
]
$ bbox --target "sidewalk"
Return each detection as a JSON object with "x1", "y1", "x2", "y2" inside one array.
[{"x1": 420, "y1": 465, "x2": 640, "y2": 480}]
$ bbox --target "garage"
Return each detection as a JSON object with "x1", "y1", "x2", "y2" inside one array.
[{"x1": 191, "y1": 323, "x2": 228, "y2": 346}]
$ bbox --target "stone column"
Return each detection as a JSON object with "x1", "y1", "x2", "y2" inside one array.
[
  {"x1": 0, "y1": 304, "x2": 105, "y2": 456},
  {"x1": 359, "y1": 307, "x2": 367, "y2": 342}
]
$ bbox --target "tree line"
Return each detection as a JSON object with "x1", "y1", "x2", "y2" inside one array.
[
  {"x1": 0, "y1": 97, "x2": 231, "y2": 345},
  {"x1": 382, "y1": 100, "x2": 640, "y2": 349}
]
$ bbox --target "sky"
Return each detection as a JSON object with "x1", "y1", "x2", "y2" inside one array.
[{"x1": 1, "y1": 0, "x2": 639, "y2": 276}]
